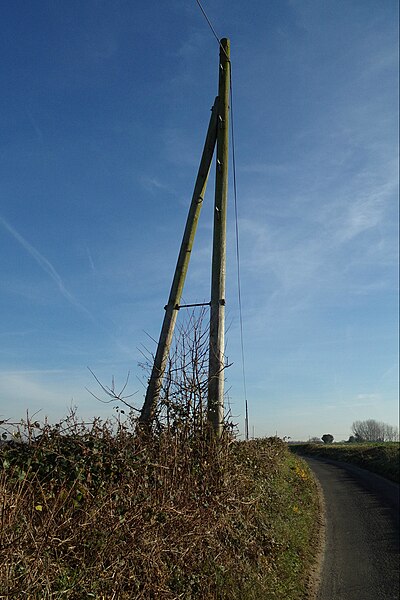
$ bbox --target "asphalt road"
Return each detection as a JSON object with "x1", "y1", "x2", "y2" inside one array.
[{"x1": 305, "y1": 457, "x2": 400, "y2": 600}]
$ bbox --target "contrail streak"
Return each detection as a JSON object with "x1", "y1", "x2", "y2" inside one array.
[{"x1": 0, "y1": 215, "x2": 93, "y2": 320}]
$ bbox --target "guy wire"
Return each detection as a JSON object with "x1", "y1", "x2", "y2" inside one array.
[{"x1": 230, "y1": 70, "x2": 250, "y2": 442}]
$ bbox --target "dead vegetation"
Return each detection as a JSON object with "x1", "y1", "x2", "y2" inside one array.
[
  {"x1": 0, "y1": 312, "x2": 319, "y2": 598},
  {"x1": 0, "y1": 417, "x2": 319, "y2": 599}
]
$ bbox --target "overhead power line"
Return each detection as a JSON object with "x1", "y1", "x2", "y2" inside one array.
[{"x1": 195, "y1": 0, "x2": 221, "y2": 45}]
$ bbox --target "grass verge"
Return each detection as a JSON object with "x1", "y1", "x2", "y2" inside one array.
[
  {"x1": 0, "y1": 417, "x2": 319, "y2": 599},
  {"x1": 290, "y1": 442, "x2": 400, "y2": 483}
]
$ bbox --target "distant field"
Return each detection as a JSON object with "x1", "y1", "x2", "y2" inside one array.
[{"x1": 289, "y1": 442, "x2": 400, "y2": 483}]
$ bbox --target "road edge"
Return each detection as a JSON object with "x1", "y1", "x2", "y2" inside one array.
[{"x1": 303, "y1": 459, "x2": 326, "y2": 600}]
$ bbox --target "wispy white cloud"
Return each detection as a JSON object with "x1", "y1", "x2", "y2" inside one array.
[
  {"x1": 238, "y1": 216, "x2": 325, "y2": 291},
  {"x1": 86, "y1": 247, "x2": 96, "y2": 275},
  {"x1": 236, "y1": 111, "x2": 397, "y2": 303},
  {"x1": 240, "y1": 163, "x2": 290, "y2": 176},
  {"x1": 0, "y1": 329, "x2": 37, "y2": 337},
  {"x1": 140, "y1": 176, "x2": 174, "y2": 194},
  {"x1": 87, "y1": 37, "x2": 118, "y2": 62},
  {"x1": 162, "y1": 127, "x2": 201, "y2": 168},
  {"x1": 380, "y1": 363, "x2": 400, "y2": 384},
  {"x1": 0, "y1": 368, "x2": 139, "y2": 423},
  {"x1": 2, "y1": 369, "x2": 67, "y2": 376},
  {"x1": 355, "y1": 393, "x2": 381, "y2": 404},
  {"x1": 0, "y1": 215, "x2": 94, "y2": 320},
  {"x1": 319, "y1": 164, "x2": 397, "y2": 245},
  {"x1": 0, "y1": 370, "x2": 78, "y2": 419}
]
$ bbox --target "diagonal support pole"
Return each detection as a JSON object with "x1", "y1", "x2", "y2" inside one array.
[{"x1": 139, "y1": 98, "x2": 219, "y2": 425}]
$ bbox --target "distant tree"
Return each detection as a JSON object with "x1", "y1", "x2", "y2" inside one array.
[
  {"x1": 384, "y1": 424, "x2": 399, "y2": 442},
  {"x1": 347, "y1": 435, "x2": 357, "y2": 443},
  {"x1": 322, "y1": 434, "x2": 334, "y2": 444},
  {"x1": 309, "y1": 436, "x2": 322, "y2": 444},
  {"x1": 351, "y1": 420, "x2": 399, "y2": 443}
]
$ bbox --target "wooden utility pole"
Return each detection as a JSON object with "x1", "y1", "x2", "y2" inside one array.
[
  {"x1": 139, "y1": 98, "x2": 219, "y2": 425},
  {"x1": 207, "y1": 38, "x2": 230, "y2": 436}
]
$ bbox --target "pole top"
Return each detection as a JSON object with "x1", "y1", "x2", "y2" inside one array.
[{"x1": 219, "y1": 37, "x2": 230, "y2": 59}]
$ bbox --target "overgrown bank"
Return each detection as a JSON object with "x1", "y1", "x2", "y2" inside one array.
[
  {"x1": 290, "y1": 442, "x2": 400, "y2": 483},
  {"x1": 1, "y1": 418, "x2": 319, "y2": 599}
]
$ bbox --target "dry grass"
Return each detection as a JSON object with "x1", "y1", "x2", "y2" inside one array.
[{"x1": 0, "y1": 414, "x2": 318, "y2": 599}]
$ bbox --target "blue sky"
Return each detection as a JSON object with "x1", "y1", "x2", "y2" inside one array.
[{"x1": 0, "y1": 0, "x2": 398, "y2": 440}]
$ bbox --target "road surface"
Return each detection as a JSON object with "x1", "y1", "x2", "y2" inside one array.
[{"x1": 305, "y1": 457, "x2": 399, "y2": 600}]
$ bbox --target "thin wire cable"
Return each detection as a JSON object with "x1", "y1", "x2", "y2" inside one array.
[
  {"x1": 195, "y1": 0, "x2": 221, "y2": 45},
  {"x1": 194, "y1": 0, "x2": 230, "y2": 61},
  {"x1": 229, "y1": 69, "x2": 249, "y2": 441},
  {"x1": 195, "y1": 0, "x2": 249, "y2": 439}
]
